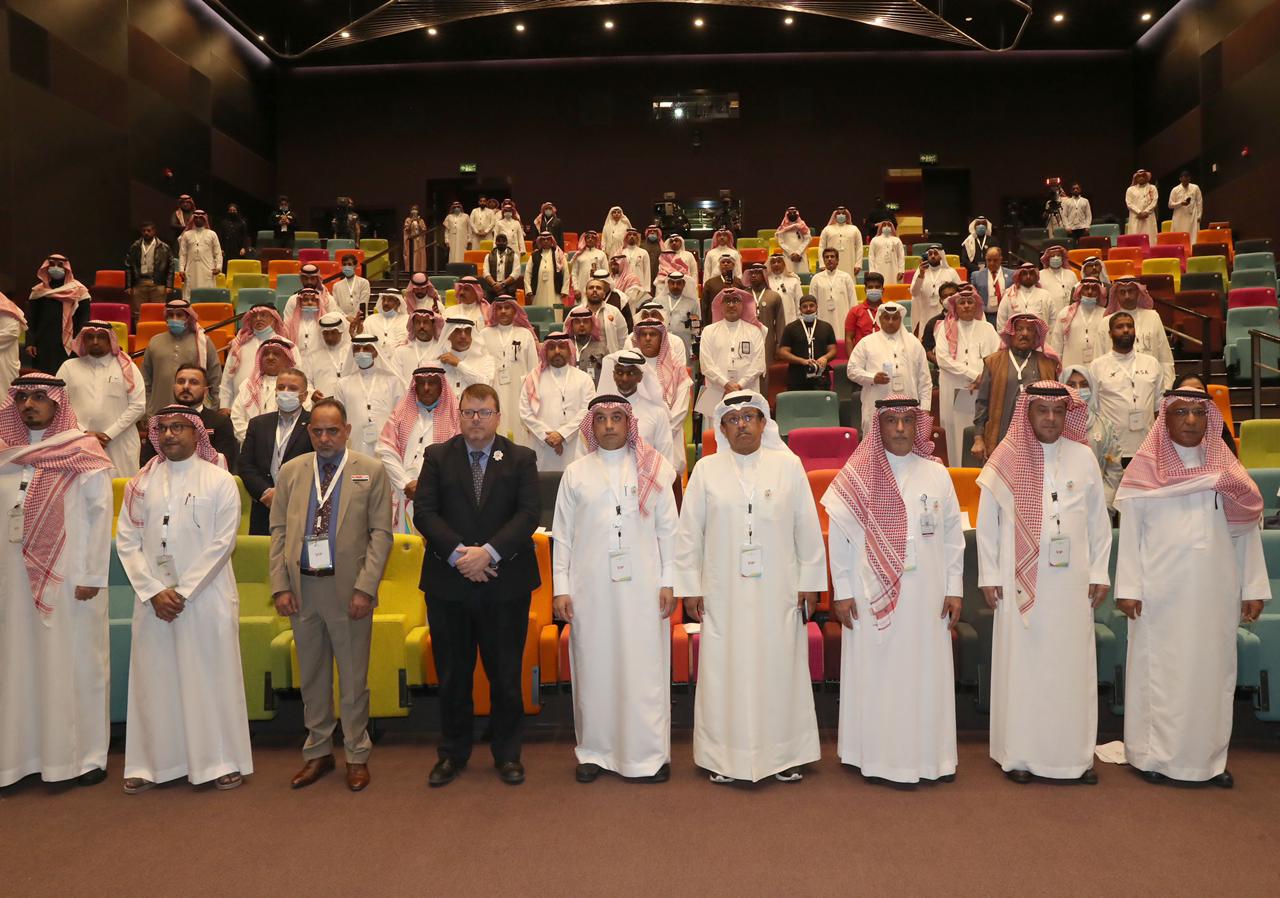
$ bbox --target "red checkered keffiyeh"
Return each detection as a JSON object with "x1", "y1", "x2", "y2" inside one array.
[
  {"x1": 977, "y1": 382, "x2": 1090, "y2": 620},
  {"x1": 1105, "y1": 277, "x2": 1155, "y2": 316},
  {"x1": 0, "y1": 290, "x2": 26, "y2": 329},
  {"x1": 165, "y1": 299, "x2": 210, "y2": 368},
  {"x1": 577, "y1": 397, "x2": 667, "y2": 517},
  {"x1": 243, "y1": 337, "x2": 300, "y2": 411},
  {"x1": 1116, "y1": 390, "x2": 1263, "y2": 536},
  {"x1": 379, "y1": 369, "x2": 460, "y2": 460},
  {"x1": 484, "y1": 295, "x2": 538, "y2": 339},
  {"x1": 633, "y1": 321, "x2": 691, "y2": 412},
  {"x1": 941, "y1": 283, "x2": 981, "y2": 359},
  {"x1": 226, "y1": 305, "x2": 285, "y2": 382},
  {"x1": 522, "y1": 333, "x2": 578, "y2": 417},
  {"x1": 824, "y1": 396, "x2": 938, "y2": 631},
  {"x1": 0, "y1": 374, "x2": 112, "y2": 616},
  {"x1": 710, "y1": 287, "x2": 765, "y2": 330},
  {"x1": 29, "y1": 255, "x2": 91, "y2": 355},
  {"x1": 1061, "y1": 277, "x2": 1108, "y2": 342},
  {"x1": 124, "y1": 405, "x2": 227, "y2": 528},
  {"x1": 72, "y1": 321, "x2": 137, "y2": 391}
]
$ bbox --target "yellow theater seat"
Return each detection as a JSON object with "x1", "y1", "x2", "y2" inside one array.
[
  {"x1": 1141, "y1": 257, "x2": 1181, "y2": 291},
  {"x1": 111, "y1": 477, "x2": 127, "y2": 535},
  {"x1": 233, "y1": 535, "x2": 288, "y2": 721}
]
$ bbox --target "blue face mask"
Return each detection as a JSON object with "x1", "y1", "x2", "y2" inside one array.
[
  {"x1": 342, "y1": 265, "x2": 355, "y2": 278},
  {"x1": 866, "y1": 288, "x2": 883, "y2": 302},
  {"x1": 47, "y1": 266, "x2": 66, "y2": 281},
  {"x1": 1075, "y1": 387, "x2": 1092, "y2": 403},
  {"x1": 1049, "y1": 256, "x2": 1064, "y2": 269},
  {"x1": 167, "y1": 319, "x2": 187, "y2": 336},
  {"x1": 302, "y1": 307, "x2": 318, "y2": 317},
  {"x1": 354, "y1": 352, "x2": 375, "y2": 369},
  {"x1": 801, "y1": 312, "x2": 818, "y2": 324},
  {"x1": 835, "y1": 214, "x2": 847, "y2": 224},
  {"x1": 975, "y1": 225, "x2": 987, "y2": 237},
  {"x1": 253, "y1": 326, "x2": 274, "y2": 341},
  {"x1": 1081, "y1": 296, "x2": 1098, "y2": 307}
]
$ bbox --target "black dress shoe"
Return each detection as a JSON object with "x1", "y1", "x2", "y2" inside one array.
[
  {"x1": 938, "y1": 773, "x2": 956, "y2": 783},
  {"x1": 1080, "y1": 768, "x2": 1098, "y2": 785},
  {"x1": 1140, "y1": 769, "x2": 1166, "y2": 784},
  {"x1": 76, "y1": 768, "x2": 107, "y2": 787},
  {"x1": 428, "y1": 757, "x2": 465, "y2": 788},
  {"x1": 1006, "y1": 769, "x2": 1033, "y2": 785},
  {"x1": 576, "y1": 763, "x2": 602, "y2": 783},
  {"x1": 497, "y1": 761, "x2": 525, "y2": 785},
  {"x1": 1210, "y1": 770, "x2": 1234, "y2": 788},
  {"x1": 648, "y1": 763, "x2": 671, "y2": 783}
]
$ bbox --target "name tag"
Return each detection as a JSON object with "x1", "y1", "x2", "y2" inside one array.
[
  {"x1": 363, "y1": 423, "x2": 378, "y2": 443},
  {"x1": 497, "y1": 367, "x2": 511, "y2": 385},
  {"x1": 306, "y1": 536, "x2": 333, "y2": 570},
  {"x1": 7, "y1": 507, "x2": 23, "y2": 543},
  {"x1": 1049, "y1": 535, "x2": 1071, "y2": 568},
  {"x1": 739, "y1": 341, "x2": 752, "y2": 356},
  {"x1": 739, "y1": 543, "x2": 764, "y2": 578},
  {"x1": 609, "y1": 549, "x2": 632, "y2": 582},
  {"x1": 1128, "y1": 410, "x2": 1147, "y2": 431},
  {"x1": 891, "y1": 376, "x2": 905, "y2": 392},
  {"x1": 903, "y1": 538, "x2": 917, "y2": 571},
  {"x1": 350, "y1": 473, "x2": 370, "y2": 482},
  {"x1": 156, "y1": 553, "x2": 179, "y2": 589},
  {"x1": 920, "y1": 510, "x2": 937, "y2": 536}
]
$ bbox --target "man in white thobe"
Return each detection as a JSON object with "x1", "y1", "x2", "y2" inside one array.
[
  {"x1": 694, "y1": 288, "x2": 766, "y2": 420},
  {"x1": 444, "y1": 201, "x2": 470, "y2": 264},
  {"x1": 569, "y1": 231, "x2": 608, "y2": 302},
  {"x1": 599, "y1": 350, "x2": 676, "y2": 472},
  {"x1": 652, "y1": 270, "x2": 699, "y2": 361},
  {"x1": 360, "y1": 291, "x2": 411, "y2": 352},
  {"x1": 1088, "y1": 312, "x2": 1163, "y2": 463},
  {"x1": 57, "y1": 320, "x2": 146, "y2": 476},
  {"x1": 933, "y1": 286, "x2": 1000, "y2": 465},
  {"x1": 868, "y1": 221, "x2": 905, "y2": 287},
  {"x1": 776, "y1": 207, "x2": 812, "y2": 275},
  {"x1": 437, "y1": 317, "x2": 496, "y2": 398},
  {"x1": 528, "y1": 232, "x2": 568, "y2": 308},
  {"x1": 1169, "y1": 171, "x2": 1203, "y2": 236},
  {"x1": 847, "y1": 302, "x2": 933, "y2": 435},
  {"x1": 1115, "y1": 388, "x2": 1270, "y2": 786},
  {"x1": 332, "y1": 253, "x2": 370, "y2": 320},
  {"x1": 809, "y1": 246, "x2": 859, "y2": 335},
  {"x1": 479, "y1": 297, "x2": 539, "y2": 446},
  {"x1": 0, "y1": 292, "x2": 24, "y2": 392},
  {"x1": 977, "y1": 384, "x2": 1112, "y2": 784},
  {"x1": 469, "y1": 197, "x2": 496, "y2": 250},
  {"x1": 1049, "y1": 278, "x2": 1108, "y2": 369},
  {"x1": 825, "y1": 396, "x2": 964, "y2": 784},
  {"x1": 177, "y1": 209, "x2": 223, "y2": 299},
  {"x1": 767, "y1": 251, "x2": 805, "y2": 324},
  {"x1": 1038, "y1": 245, "x2": 1079, "y2": 321},
  {"x1": 1125, "y1": 170, "x2": 1159, "y2": 239},
  {"x1": 818, "y1": 207, "x2": 864, "y2": 279},
  {"x1": 230, "y1": 337, "x2": 303, "y2": 442},
  {"x1": 0, "y1": 374, "x2": 113, "y2": 788},
  {"x1": 117, "y1": 406, "x2": 252, "y2": 793},
  {"x1": 1100, "y1": 278, "x2": 1175, "y2": 388},
  {"x1": 335, "y1": 334, "x2": 403, "y2": 458},
  {"x1": 402, "y1": 272, "x2": 444, "y2": 315},
  {"x1": 222, "y1": 304, "x2": 285, "y2": 409},
  {"x1": 910, "y1": 245, "x2": 961, "y2": 339},
  {"x1": 303, "y1": 313, "x2": 351, "y2": 400},
  {"x1": 581, "y1": 274, "x2": 628, "y2": 352},
  {"x1": 518, "y1": 332, "x2": 595, "y2": 473},
  {"x1": 451, "y1": 277, "x2": 490, "y2": 335},
  {"x1": 553, "y1": 396, "x2": 679, "y2": 782},
  {"x1": 391, "y1": 309, "x2": 443, "y2": 381},
  {"x1": 620, "y1": 229, "x2": 652, "y2": 295},
  {"x1": 631, "y1": 322, "x2": 692, "y2": 479},
  {"x1": 675, "y1": 391, "x2": 825, "y2": 783},
  {"x1": 996, "y1": 263, "x2": 1055, "y2": 332},
  {"x1": 375, "y1": 366, "x2": 459, "y2": 534}
]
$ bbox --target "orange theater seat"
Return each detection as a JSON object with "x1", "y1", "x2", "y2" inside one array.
[
  {"x1": 464, "y1": 250, "x2": 488, "y2": 267},
  {"x1": 139, "y1": 303, "x2": 166, "y2": 323},
  {"x1": 948, "y1": 467, "x2": 981, "y2": 524},
  {"x1": 94, "y1": 270, "x2": 127, "y2": 288},
  {"x1": 1107, "y1": 246, "x2": 1146, "y2": 267},
  {"x1": 267, "y1": 259, "x2": 300, "y2": 288},
  {"x1": 884, "y1": 284, "x2": 912, "y2": 303},
  {"x1": 133, "y1": 320, "x2": 166, "y2": 352},
  {"x1": 701, "y1": 428, "x2": 717, "y2": 456}
]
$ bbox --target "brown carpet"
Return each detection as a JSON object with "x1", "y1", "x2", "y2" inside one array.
[{"x1": 3, "y1": 733, "x2": 1279, "y2": 897}]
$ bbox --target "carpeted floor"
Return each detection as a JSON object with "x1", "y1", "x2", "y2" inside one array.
[{"x1": 3, "y1": 731, "x2": 1279, "y2": 897}]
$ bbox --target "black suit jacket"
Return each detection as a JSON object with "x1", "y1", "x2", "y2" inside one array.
[
  {"x1": 237, "y1": 409, "x2": 312, "y2": 535},
  {"x1": 413, "y1": 434, "x2": 540, "y2": 601},
  {"x1": 140, "y1": 407, "x2": 239, "y2": 470}
]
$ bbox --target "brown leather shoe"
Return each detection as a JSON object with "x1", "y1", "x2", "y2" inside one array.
[
  {"x1": 290, "y1": 755, "x2": 335, "y2": 789},
  {"x1": 346, "y1": 762, "x2": 371, "y2": 792}
]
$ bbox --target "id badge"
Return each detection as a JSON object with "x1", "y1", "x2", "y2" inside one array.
[
  {"x1": 1127, "y1": 410, "x2": 1146, "y2": 431},
  {"x1": 920, "y1": 511, "x2": 937, "y2": 536},
  {"x1": 903, "y1": 538, "x2": 917, "y2": 571},
  {"x1": 827, "y1": 299, "x2": 836, "y2": 312},
  {"x1": 891, "y1": 376, "x2": 905, "y2": 392},
  {"x1": 1049, "y1": 535, "x2": 1071, "y2": 568},
  {"x1": 156, "y1": 553, "x2": 179, "y2": 589},
  {"x1": 608, "y1": 549, "x2": 632, "y2": 582},
  {"x1": 497, "y1": 367, "x2": 511, "y2": 385},
  {"x1": 363, "y1": 422, "x2": 378, "y2": 443},
  {"x1": 306, "y1": 536, "x2": 333, "y2": 570},
  {"x1": 7, "y1": 507, "x2": 23, "y2": 543},
  {"x1": 739, "y1": 543, "x2": 764, "y2": 578}
]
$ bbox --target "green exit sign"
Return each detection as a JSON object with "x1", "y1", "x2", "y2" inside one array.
[
  {"x1": 918, "y1": 153, "x2": 939, "y2": 165},
  {"x1": 458, "y1": 162, "x2": 477, "y2": 174}
]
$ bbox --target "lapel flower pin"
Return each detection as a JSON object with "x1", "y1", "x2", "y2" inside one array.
[{"x1": 492, "y1": 450, "x2": 504, "y2": 462}]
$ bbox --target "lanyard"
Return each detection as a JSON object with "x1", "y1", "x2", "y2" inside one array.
[
  {"x1": 13, "y1": 468, "x2": 31, "y2": 510},
  {"x1": 800, "y1": 318, "x2": 817, "y2": 358},
  {"x1": 273, "y1": 412, "x2": 300, "y2": 471},
  {"x1": 1043, "y1": 453, "x2": 1064, "y2": 535},
  {"x1": 733, "y1": 467, "x2": 758, "y2": 544},
  {"x1": 1010, "y1": 352, "x2": 1030, "y2": 383},
  {"x1": 312, "y1": 452, "x2": 349, "y2": 514},
  {"x1": 158, "y1": 464, "x2": 194, "y2": 552}
]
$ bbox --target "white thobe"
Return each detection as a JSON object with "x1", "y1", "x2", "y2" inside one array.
[
  {"x1": 1116, "y1": 449, "x2": 1271, "y2": 780},
  {"x1": 0, "y1": 313, "x2": 21, "y2": 392},
  {"x1": 375, "y1": 405, "x2": 437, "y2": 533},
  {"x1": 847, "y1": 330, "x2": 933, "y2": 434},
  {"x1": 220, "y1": 334, "x2": 267, "y2": 408},
  {"x1": 819, "y1": 224, "x2": 864, "y2": 278},
  {"x1": 768, "y1": 273, "x2": 804, "y2": 324},
  {"x1": 643, "y1": 356, "x2": 691, "y2": 474},
  {"x1": 570, "y1": 248, "x2": 608, "y2": 298},
  {"x1": 1169, "y1": 184, "x2": 1203, "y2": 236},
  {"x1": 1038, "y1": 268, "x2": 1079, "y2": 321},
  {"x1": 1088, "y1": 350, "x2": 1163, "y2": 457},
  {"x1": 809, "y1": 268, "x2": 858, "y2": 334},
  {"x1": 518, "y1": 364, "x2": 595, "y2": 472},
  {"x1": 331, "y1": 276, "x2": 369, "y2": 320},
  {"x1": 57, "y1": 354, "x2": 147, "y2": 477},
  {"x1": 302, "y1": 342, "x2": 349, "y2": 398},
  {"x1": 655, "y1": 291, "x2": 700, "y2": 360},
  {"x1": 178, "y1": 228, "x2": 223, "y2": 297},
  {"x1": 442, "y1": 346, "x2": 495, "y2": 398},
  {"x1": 868, "y1": 234, "x2": 906, "y2": 285},
  {"x1": 588, "y1": 303, "x2": 628, "y2": 353},
  {"x1": 336, "y1": 368, "x2": 402, "y2": 456},
  {"x1": 621, "y1": 246, "x2": 651, "y2": 292},
  {"x1": 231, "y1": 376, "x2": 282, "y2": 443},
  {"x1": 468, "y1": 207, "x2": 496, "y2": 248},
  {"x1": 1048, "y1": 302, "x2": 1106, "y2": 369},
  {"x1": 117, "y1": 457, "x2": 252, "y2": 784},
  {"x1": 531, "y1": 250, "x2": 562, "y2": 307},
  {"x1": 777, "y1": 228, "x2": 811, "y2": 274},
  {"x1": 444, "y1": 212, "x2": 471, "y2": 263},
  {"x1": 451, "y1": 303, "x2": 489, "y2": 334},
  {"x1": 361, "y1": 312, "x2": 410, "y2": 352},
  {"x1": 910, "y1": 265, "x2": 962, "y2": 337},
  {"x1": 1100, "y1": 309, "x2": 1175, "y2": 388},
  {"x1": 933, "y1": 318, "x2": 1000, "y2": 465},
  {"x1": 390, "y1": 338, "x2": 443, "y2": 384},
  {"x1": 0, "y1": 448, "x2": 111, "y2": 787},
  {"x1": 977, "y1": 439, "x2": 1112, "y2": 778},
  {"x1": 494, "y1": 217, "x2": 523, "y2": 254},
  {"x1": 702, "y1": 247, "x2": 742, "y2": 285},
  {"x1": 995, "y1": 285, "x2": 1054, "y2": 332},
  {"x1": 618, "y1": 391, "x2": 676, "y2": 471},
  {"x1": 479, "y1": 325, "x2": 538, "y2": 445},
  {"x1": 1061, "y1": 196, "x2": 1093, "y2": 232},
  {"x1": 674, "y1": 448, "x2": 826, "y2": 781},
  {"x1": 1125, "y1": 185, "x2": 1159, "y2": 238},
  {"x1": 553, "y1": 447, "x2": 679, "y2": 777},
  {"x1": 694, "y1": 320, "x2": 765, "y2": 419},
  {"x1": 828, "y1": 453, "x2": 964, "y2": 782}
]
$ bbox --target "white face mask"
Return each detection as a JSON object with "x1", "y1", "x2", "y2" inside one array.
[
  {"x1": 1075, "y1": 387, "x2": 1092, "y2": 402},
  {"x1": 354, "y1": 352, "x2": 375, "y2": 369},
  {"x1": 275, "y1": 390, "x2": 301, "y2": 412},
  {"x1": 881, "y1": 228, "x2": 891, "y2": 236}
]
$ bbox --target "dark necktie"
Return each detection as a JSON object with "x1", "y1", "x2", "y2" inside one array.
[
  {"x1": 313, "y1": 462, "x2": 337, "y2": 537},
  {"x1": 470, "y1": 451, "x2": 484, "y2": 504}
]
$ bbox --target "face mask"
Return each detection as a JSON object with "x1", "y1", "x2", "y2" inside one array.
[
  {"x1": 253, "y1": 325, "x2": 274, "y2": 340},
  {"x1": 503, "y1": 211, "x2": 513, "y2": 219},
  {"x1": 801, "y1": 312, "x2": 818, "y2": 324},
  {"x1": 1081, "y1": 296, "x2": 1098, "y2": 307},
  {"x1": 1049, "y1": 256, "x2": 1063, "y2": 269},
  {"x1": 354, "y1": 352, "x2": 374, "y2": 370},
  {"x1": 302, "y1": 307, "x2": 318, "y2": 318},
  {"x1": 647, "y1": 234, "x2": 658, "y2": 243},
  {"x1": 1075, "y1": 387, "x2": 1092, "y2": 403},
  {"x1": 275, "y1": 390, "x2": 301, "y2": 413},
  {"x1": 975, "y1": 225, "x2": 987, "y2": 237},
  {"x1": 47, "y1": 266, "x2": 65, "y2": 281},
  {"x1": 381, "y1": 307, "x2": 398, "y2": 319},
  {"x1": 865, "y1": 289, "x2": 883, "y2": 302},
  {"x1": 881, "y1": 228, "x2": 891, "y2": 236},
  {"x1": 167, "y1": 319, "x2": 187, "y2": 336},
  {"x1": 342, "y1": 265, "x2": 355, "y2": 278},
  {"x1": 787, "y1": 213, "x2": 799, "y2": 222},
  {"x1": 835, "y1": 214, "x2": 847, "y2": 224}
]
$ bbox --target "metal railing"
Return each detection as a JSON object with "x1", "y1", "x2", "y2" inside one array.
[
  {"x1": 1249, "y1": 329, "x2": 1280, "y2": 419},
  {"x1": 1152, "y1": 297, "x2": 1212, "y2": 382}
]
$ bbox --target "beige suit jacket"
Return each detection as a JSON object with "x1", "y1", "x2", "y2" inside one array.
[{"x1": 268, "y1": 449, "x2": 393, "y2": 602}]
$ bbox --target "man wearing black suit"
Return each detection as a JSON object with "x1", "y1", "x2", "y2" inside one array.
[
  {"x1": 139, "y1": 364, "x2": 239, "y2": 469},
  {"x1": 414, "y1": 382, "x2": 540, "y2": 787},
  {"x1": 238, "y1": 368, "x2": 313, "y2": 536}
]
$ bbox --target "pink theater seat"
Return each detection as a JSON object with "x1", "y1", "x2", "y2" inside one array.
[
  {"x1": 1148, "y1": 243, "x2": 1187, "y2": 270},
  {"x1": 89, "y1": 302, "x2": 131, "y2": 327},
  {"x1": 1227, "y1": 287, "x2": 1277, "y2": 310},
  {"x1": 1116, "y1": 233, "x2": 1151, "y2": 255},
  {"x1": 787, "y1": 427, "x2": 859, "y2": 472},
  {"x1": 297, "y1": 248, "x2": 328, "y2": 263}
]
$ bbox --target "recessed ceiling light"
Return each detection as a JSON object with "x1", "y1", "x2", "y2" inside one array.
[
  {"x1": 1052, "y1": 13, "x2": 1065, "y2": 24},
  {"x1": 604, "y1": 20, "x2": 614, "y2": 30},
  {"x1": 965, "y1": 17, "x2": 973, "y2": 23},
  {"x1": 693, "y1": 17, "x2": 704, "y2": 28},
  {"x1": 257, "y1": 34, "x2": 266, "y2": 42},
  {"x1": 1140, "y1": 12, "x2": 1152, "y2": 22},
  {"x1": 340, "y1": 30, "x2": 351, "y2": 38},
  {"x1": 426, "y1": 26, "x2": 438, "y2": 36},
  {"x1": 515, "y1": 23, "x2": 525, "y2": 32},
  {"x1": 784, "y1": 16, "x2": 794, "y2": 26}
]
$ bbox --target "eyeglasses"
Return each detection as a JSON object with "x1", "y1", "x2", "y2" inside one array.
[
  {"x1": 154, "y1": 422, "x2": 196, "y2": 435},
  {"x1": 460, "y1": 409, "x2": 496, "y2": 420},
  {"x1": 723, "y1": 411, "x2": 764, "y2": 427}
]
